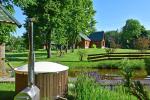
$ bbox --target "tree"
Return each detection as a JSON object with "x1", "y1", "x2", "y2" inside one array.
[
  {"x1": 105, "y1": 30, "x2": 121, "y2": 48},
  {"x1": 0, "y1": 2, "x2": 16, "y2": 76},
  {"x1": 65, "y1": 0, "x2": 96, "y2": 52},
  {"x1": 140, "y1": 26, "x2": 149, "y2": 38},
  {"x1": 21, "y1": 0, "x2": 96, "y2": 57},
  {"x1": 146, "y1": 30, "x2": 150, "y2": 39},
  {"x1": 135, "y1": 37, "x2": 150, "y2": 53},
  {"x1": 121, "y1": 19, "x2": 142, "y2": 48},
  {"x1": 21, "y1": 0, "x2": 73, "y2": 58},
  {"x1": 0, "y1": 0, "x2": 35, "y2": 76},
  {"x1": 6, "y1": 35, "x2": 25, "y2": 52},
  {"x1": 67, "y1": 0, "x2": 95, "y2": 52}
]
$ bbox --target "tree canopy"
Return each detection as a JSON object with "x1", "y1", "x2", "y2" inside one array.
[
  {"x1": 20, "y1": 0, "x2": 95, "y2": 57},
  {"x1": 105, "y1": 30, "x2": 121, "y2": 48},
  {"x1": 121, "y1": 19, "x2": 143, "y2": 48}
]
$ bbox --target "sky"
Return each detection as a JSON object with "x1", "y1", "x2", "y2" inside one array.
[
  {"x1": 14, "y1": 6, "x2": 26, "y2": 36},
  {"x1": 14, "y1": 0, "x2": 150, "y2": 36},
  {"x1": 93, "y1": 0, "x2": 150, "y2": 31}
]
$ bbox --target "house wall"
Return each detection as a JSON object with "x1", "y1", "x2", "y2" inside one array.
[
  {"x1": 90, "y1": 41, "x2": 105, "y2": 48},
  {"x1": 84, "y1": 40, "x2": 90, "y2": 48},
  {"x1": 78, "y1": 39, "x2": 90, "y2": 49},
  {"x1": 101, "y1": 39, "x2": 105, "y2": 48}
]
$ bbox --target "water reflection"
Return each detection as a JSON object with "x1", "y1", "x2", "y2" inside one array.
[{"x1": 69, "y1": 68, "x2": 147, "y2": 80}]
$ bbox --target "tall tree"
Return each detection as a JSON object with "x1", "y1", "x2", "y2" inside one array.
[
  {"x1": 21, "y1": 0, "x2": 67, "y2": 58},
  {"x1": 105, "y1": 30, "x2": 121, "y2": 48},
  {"x1": 67, "y1": 0, "x2": 95, "y2": 52},
  {"x1": 21, "y1": 0, "x2": 96, "y2": 56},
  {"x1": 140, "y1": 25, "x2": 149, "y2": 38},
  {"x1": 121, "y1": 19, "x2": 142, "y2": 48}
]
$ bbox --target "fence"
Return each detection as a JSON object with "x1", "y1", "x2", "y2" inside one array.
[{"x1": 88, "y1": 52, "x2": 150, "y2": 61}]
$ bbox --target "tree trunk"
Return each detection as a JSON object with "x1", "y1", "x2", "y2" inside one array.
[
  {"x1": 46, "y1": 31, "x2": 52, "y2": 58},
  {"x1": 59, "y1": 45, "x2": 62, "y2": 57},
  {"x1": 0, "y1": 43, "x2": 6, "y2": 76},
  {"x1": 71, "y1": 45, "x2": 73, "y2": 53},
  {"x1": 65, "y1": 42, "x2": 68, "y2": 53},
  {"x1": 71, "y1": 43, "x2": 76, "y2": 53},
  {"x1": 46, "y1": 41, "x2": 51, "y2": 58}
]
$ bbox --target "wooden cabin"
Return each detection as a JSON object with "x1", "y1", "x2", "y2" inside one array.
[
  {"x1": 89, "y1": 31, "x2": 105, "y2": 48},
  {"x1": 78, "y1": 33, "x2": 91, "y2": 49}
]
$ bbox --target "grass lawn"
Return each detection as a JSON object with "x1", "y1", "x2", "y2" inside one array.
[
  {"x1": 0, "y1": 83, "x2": 15, "y2": 100},
  {"x1": 5, "y1": 48, "x2": 147, "y2": 69},
  {"x1": 1, "y1": 48, "x2": 149, "y2": 99}
]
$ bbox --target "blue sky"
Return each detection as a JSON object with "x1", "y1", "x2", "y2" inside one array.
[
  {"x1": 93, "y1": 0, "x2": 150, "y2": 31},
  {"x1": 14, "y1": 0, "x2": 150, "y2": 36},
  {"x1": 14, "y1": 6, "x2": 26, "y2": 36}
]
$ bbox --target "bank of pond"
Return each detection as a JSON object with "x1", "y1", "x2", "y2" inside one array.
[{"x1": 69, "y1": 68, "x2": 148, "y2": 80}]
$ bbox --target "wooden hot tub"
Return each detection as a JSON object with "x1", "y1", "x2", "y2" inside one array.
[{"x1": 15, "y1": 62, "x2": 69, "y2": 100}]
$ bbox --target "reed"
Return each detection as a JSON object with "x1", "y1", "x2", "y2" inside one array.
[{"x1": 73, "y1": 74, "x2": 137, "y2": 100}]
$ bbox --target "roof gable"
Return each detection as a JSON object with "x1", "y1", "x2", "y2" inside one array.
[
  {"x1": 79, "y1": 33, "x2": 91, "y2": 41},
  {"x1": 89, "y1": 31, "x2": 104, "y2": 41}
]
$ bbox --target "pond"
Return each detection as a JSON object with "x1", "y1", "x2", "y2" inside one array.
[{"x1": 69, "y1": 68, "x2": 148, "y2": 80}]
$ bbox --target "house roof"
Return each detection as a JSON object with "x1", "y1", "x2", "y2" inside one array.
[
  {"x1": 0, "y1": 7, "x2": 13, "y2": 23},
  {"x1": 79, "y1": 33, "x2": 91, "y2": 41},
  {"x1": 0, "y1": 4, "x2": 21, "y2": 28},
  {"x1": 89, "y1": 31, "x2": 104, "y2": 41}
]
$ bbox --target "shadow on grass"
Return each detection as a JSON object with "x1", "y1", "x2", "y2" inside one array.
[
  {"x1": 0, "y1": 91, "x2": 16, "y2": 100},
  {"x1": 60, "y1": 61, "x2": 88, "y2": 62},
  {"x1": 6, "y1": 52, "x2": 55, "y2": 58},
  {"x1": 6, "y1": 57, "x2": 28, "y2": 62},
  {"x1": 6, "y1": 53, "x2": 28, "y2": 58}
]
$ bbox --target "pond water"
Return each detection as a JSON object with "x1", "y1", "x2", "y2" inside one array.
[{"x1": 69, "y1": 68, "x2": 148, "y2": 80}]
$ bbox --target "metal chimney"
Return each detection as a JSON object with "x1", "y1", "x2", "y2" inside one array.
[
  {"x1": 28, "y1": 18, "x2": 35, "y2": 87},
  {"x1": 14, "y1": 18, "x2": 40, "y2": 100}
]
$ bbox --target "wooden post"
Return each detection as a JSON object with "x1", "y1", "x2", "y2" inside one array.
[{"x1": 0, "y1": 43, "x2": 6, "y2": 76}]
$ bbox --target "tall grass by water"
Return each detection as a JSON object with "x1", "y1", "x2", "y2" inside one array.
[{"x1": 69, "y1": 74, "x2": 137, "y2": 100}]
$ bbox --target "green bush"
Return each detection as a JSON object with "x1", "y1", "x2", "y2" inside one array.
[
  {"x1": 77, "y1": 49, "x2": 87, "y2": 61},
  {"x1": 92, "y1": 44, "x2": 97, "y2": 48},
  {"x1": 119, "y1": 59, "x2": 134, "y2": 87},
  {"x1": 119, "y1": 59, "x2": 149, "y2": 100},
  {"x1": 105, "y1": 48, "x2": 116, "y2": 55}
]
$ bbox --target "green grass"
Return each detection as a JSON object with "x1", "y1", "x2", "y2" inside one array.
[
  {"x1": 5, "y1": 48, "x2": 147, "y2": 69},
  {"x1": 2, "y1": 48, "x2": 149, "y2": 99},
  {"x1": 0, "y1": 83, "x2": 15, "y2": 100}
]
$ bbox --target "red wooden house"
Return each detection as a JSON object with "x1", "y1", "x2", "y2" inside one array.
[
  {"x1": 78, "y1": 31, "x2": 105, "y2": 48},
  {"x1": 89, "y1": 31, "x2": 105, "y2": 48},
  {"x1": 78, "y1": 33, "x2": 91, "y2": 49}
]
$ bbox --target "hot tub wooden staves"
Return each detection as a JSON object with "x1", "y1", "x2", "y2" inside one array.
[{"x1": 15, "y1": 62, "x2": 69, "y2": 100}]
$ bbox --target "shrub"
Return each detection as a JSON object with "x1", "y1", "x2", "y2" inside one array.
[
  {"x1": 120, "y1": 59, "x2": 149, "y2": 100},
  {"x1": 77, "y1": 49, "x2": 87, "y2": 61},
  {"x1": 92, "y1": 44, "x2": 97, "y2": 48},
  {"x1": 120, "y1": 59, "x2": 134, "y2": 87},
  {"x1": 105, "y1": 47, "x2": 115, "y2": 55}
]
